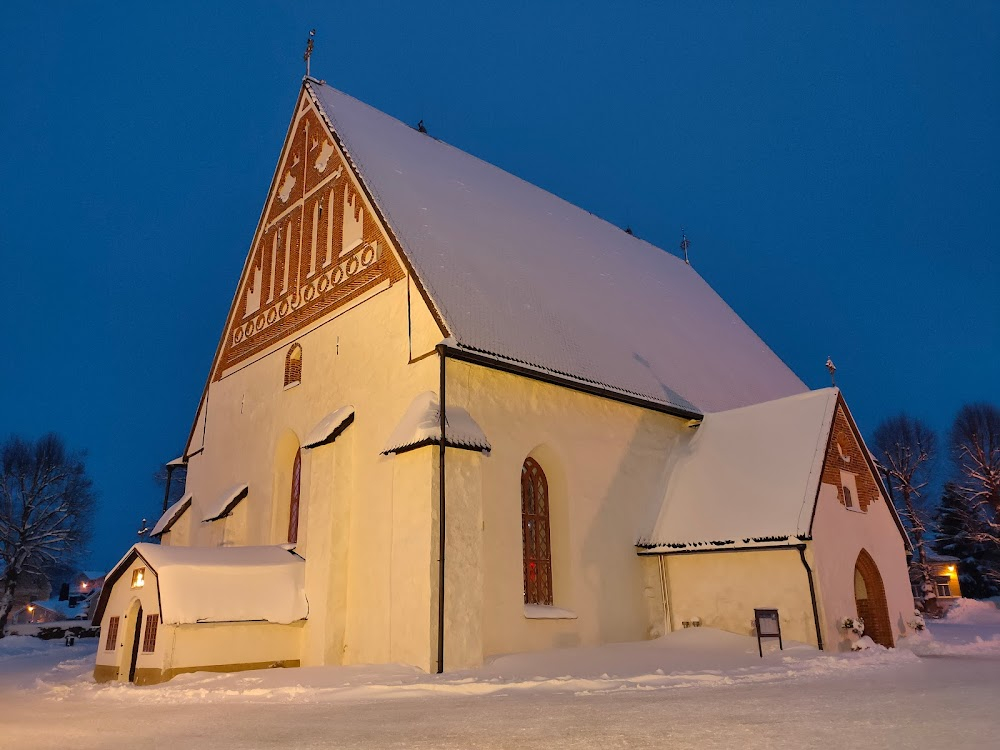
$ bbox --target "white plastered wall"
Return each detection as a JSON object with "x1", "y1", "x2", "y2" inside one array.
[
  {"x1": 444, "y1": 360, "x2": 687, "y2": 661},
  {"x1": 181, "y1": 277, "x2": 442, "y2": 671},
  {"x1": 169, "y1": 621, "x2": 303, "y2": 670},
  {"x1": 656, "y1": 547, "x2": 820, "y2": 646},
  {"x1": 810, "y1": 483, "x2": 914, "y2": 651}
]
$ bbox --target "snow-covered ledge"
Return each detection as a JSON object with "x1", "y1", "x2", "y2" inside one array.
[{"x1": 524, "y1": 604, "x2": 578, "y2": 620}]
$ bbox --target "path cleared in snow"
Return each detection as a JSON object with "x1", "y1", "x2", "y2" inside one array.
[{"x1": 2, "y1": 602, "x2": 999, "y2": 749}]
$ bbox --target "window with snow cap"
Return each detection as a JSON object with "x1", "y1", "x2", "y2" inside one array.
[
  {"x1": 840, "y1": 471, "x2": 862, "y2": 512},
  {"x1": 521, "y1": 457, "x2": 553, "y2": 606},
  {"x1": 284, "y1": 343, "x2": 303, "y2": 388}
]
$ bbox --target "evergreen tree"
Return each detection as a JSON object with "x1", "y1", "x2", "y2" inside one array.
[{"x1": 933, "y1": 482, "x2": 1000, "y2": 599}]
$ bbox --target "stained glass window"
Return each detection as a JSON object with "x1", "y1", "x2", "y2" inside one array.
[{"x1": 521, "y1": 457, "x2": 553, "y2": 605}]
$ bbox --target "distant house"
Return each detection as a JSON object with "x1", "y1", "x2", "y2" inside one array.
[
  {"x1": 912, "y1": 554, "x2": 962, "y2": 614},
  {"x1": 9, "y1": 598, "x2": 73, "y2": 625},
  {"x1": 71, "y1": 571, "x2": 105, "y2": 596},
  {"x1": 93, "y1": 78, "x2": 917, "y2": 684}
]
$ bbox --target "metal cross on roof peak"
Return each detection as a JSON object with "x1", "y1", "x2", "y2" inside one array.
[{"x1": 303, "y1": 29, "x2": 316, "y2": 78}]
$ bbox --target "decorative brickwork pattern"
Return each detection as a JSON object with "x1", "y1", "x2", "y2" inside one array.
[
  {"x1": 821, "y1": 403, "x2": 880, "y2": 513},
  {"x1": 216, "y1": 101, "x2": 404, "y2": 378},
  {"x1": 855, "y1": 549, "x2": 894, "y2": 647}
]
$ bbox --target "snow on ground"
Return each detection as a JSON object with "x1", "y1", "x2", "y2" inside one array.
[{"x1": 2, "y1": 601, "x2": 1000, "y2": 749}]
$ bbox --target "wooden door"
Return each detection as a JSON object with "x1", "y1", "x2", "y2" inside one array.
[{"x1": 128, "y1": 604, "x2": 143, "y2": 682}]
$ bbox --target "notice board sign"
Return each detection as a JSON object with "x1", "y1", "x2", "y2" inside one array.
[{"x1": 754, "y1": 608, "x2": 783, "y2": 657}]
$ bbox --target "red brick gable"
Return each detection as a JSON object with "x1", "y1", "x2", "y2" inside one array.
[
  {"x1": 820, "y1": 402, "x2": 882, "y2": 513},
  {"x1": 214, "y1": 92, "x2": 404, "y2": 379}
]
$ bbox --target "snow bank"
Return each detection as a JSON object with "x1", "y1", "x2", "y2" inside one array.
[
  {"x1": 30, "y1": 627, "x2": 917, "y2": 706},
  {"x1": 0, "y1": 634, "x2": 57, "y2": 659},
  {"x1": 940, "y1": 598, "x2": 1000, "y2": 625}
]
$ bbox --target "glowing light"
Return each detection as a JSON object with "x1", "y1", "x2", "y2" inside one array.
[
  {"x1": 131, "y1": 568, "x2": 146, "y2": 588},
  {"x1": 947, "y1": 565, "x2": 956, "y2": 573}
]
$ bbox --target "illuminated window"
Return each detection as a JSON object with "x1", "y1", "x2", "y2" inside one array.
[
  {"x1": 284, "y1": 344, "x2": 303, "y2": 388},
  {"x1": 131, "y1": 568, "x2": 146, "y2": 588},
  {"x1": 105, "y1": 616, "x2": 120, "y2": 651},
  {"x1": 142, "y1": 614, "x2": 159, "y2": 652},
  {"x1": 521, "y1": 457, "x2": 553, "y2": 606},
  {"x1": 935, "y1": 577, "x2": 952, "y2": 597}
]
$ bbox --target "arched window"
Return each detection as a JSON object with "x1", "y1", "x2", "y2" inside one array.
[
  {"x1": 287, "y1": 448, "x2": 301, "y2": 543},
  {"x1": 521, "y1": 457, "x2": 553, "y2": 605},
  {"x1": 284, "y1": 344, "x2": 303, "y2": 388}
]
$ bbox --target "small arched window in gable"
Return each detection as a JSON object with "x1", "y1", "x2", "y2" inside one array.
[
  {"x1": 521, "y1": 457, "x2": 553, "y2": 605},
  {"x1": 284, "y1": 344, "x2": 303, "y2": 388},
  {"x1": 288, "y1": 448, "x2": 301, "y2": 544}
]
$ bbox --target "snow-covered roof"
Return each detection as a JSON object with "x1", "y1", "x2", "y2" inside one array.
[
  {"x1": 382, "y1": 391, "x2": 491, "y2": 455},
  {"x1": 303, "y1": 405, "x2": 355, "y2": 449},
  {"x1": 80, "y1": 570, "x2": 104, "y2": 581},
  {"x1": 94, "y1": 543, "x2": 307, "y2": 626},
  {"x1": 150, "y1": 494, "x2": 193, "y2": 536},
  {"x1": 638, "y1": 389, "x2": 839, "y2": 552},
  {"x1": 21, "y1": 598, "x2": 73, "y2": 618},
  {"x1": 201, "y1": 485, "x2": 249, "y2": 523},
  {"x1": 926, "y1": 553, "x2": 960, "y2": 563},
  {"x1": 308, "y1": 81, "x2": 806, "y2": 414}
]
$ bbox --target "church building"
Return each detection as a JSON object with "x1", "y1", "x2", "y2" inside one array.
[{"x1": 92, "y1": 78, "x2": 915, "y2": 685}]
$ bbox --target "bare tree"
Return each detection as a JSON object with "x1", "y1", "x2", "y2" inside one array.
[
  {"x1": 951, "y1": 403, "x2": 1000, "y2": 516},
  {"x1": 0, "y1": 434, "x2": 95, "y2": 637},
  {"x1": 872, "y1": 415, "x2": 937, "y2": 593}
]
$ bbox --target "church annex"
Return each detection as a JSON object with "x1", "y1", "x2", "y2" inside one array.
[{"x1": 93, "y1": 78, "x2": 915, "y2": 684}]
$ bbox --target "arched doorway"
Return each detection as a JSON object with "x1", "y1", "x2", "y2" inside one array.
[{"x1": 854, "y1": 550, "x2": 893, "y2": 648}]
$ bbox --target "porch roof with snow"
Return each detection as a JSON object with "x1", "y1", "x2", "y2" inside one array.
[
  {"x1": 91, "y1": 543, "x2": 308, "y2": 626},
  {"x1": 638, "y1": 389, "x2": 840, "y2": 553},
  {"x1": 306, "y1": 81, "x2": 806, "y2": 415}
]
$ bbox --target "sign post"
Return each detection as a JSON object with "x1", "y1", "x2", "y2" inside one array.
[{"x1": 754, "y1": 608, "x2": 783, "y2": 658}]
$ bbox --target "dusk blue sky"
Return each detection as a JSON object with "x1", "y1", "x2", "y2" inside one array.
[{"x1": 1, "y1": 3, "x2": 997, "y2": 572}]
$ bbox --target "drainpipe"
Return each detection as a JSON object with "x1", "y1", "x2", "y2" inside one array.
[
  {"x1": 797, "y1": 544, "x2": 824, "y2": 651},
  {"x1": 657, "y1": 555, "x2": 672, "y2": 633},
  {"x1": 436, "y1": 344, "x2": 447, "y2": 674}
]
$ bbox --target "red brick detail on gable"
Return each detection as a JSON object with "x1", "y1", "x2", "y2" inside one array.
[
  {"x1": 216, "y1": 103, "x2": 404, "y2": 378},
  {"x1": 821, "y1": 404, "x2": 880, "y2": 513}
]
